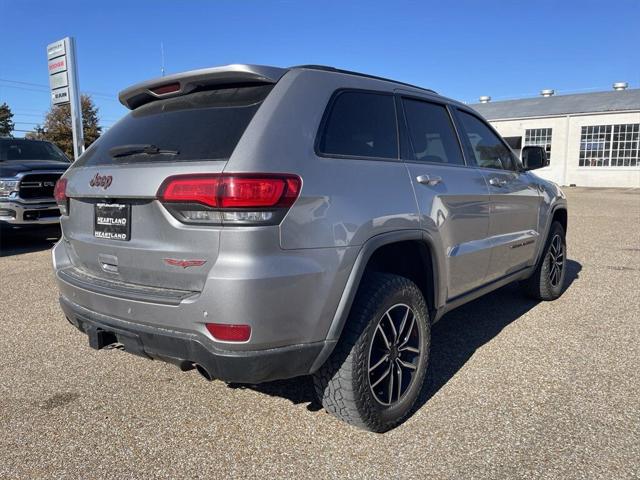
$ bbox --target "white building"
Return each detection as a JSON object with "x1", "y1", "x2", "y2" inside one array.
[{"x1": 471, "y1": 85, "x2": 640, "y2": 188}]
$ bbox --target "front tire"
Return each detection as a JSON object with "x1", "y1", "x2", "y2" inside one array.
[
  {"x1": 313, "y1": 273, "x2": 430, "y2": 432},
  {"x1": 521, "y1": 221, "x2": 567, "y2": 300}
]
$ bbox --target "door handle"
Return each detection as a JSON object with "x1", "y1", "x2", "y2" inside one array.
[
  {"x1": 489, "y1": 177, "x2": 508, "y2": 187},
  {"x1": 416, "y1": 174, "x2": 443, "y2": 186}
]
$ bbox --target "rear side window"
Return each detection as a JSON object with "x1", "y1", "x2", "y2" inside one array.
[
  {"x1": 74, "y1": 85, "x2": 273, "y2": 167},
  {"x1": 402, "y1": 99, "x2": 465, "y2": 165},
  {"x1": 457, "y1": 110, "x2": 516, "y2": 170},
  {"x1": 318, "y1": 91, "x2": 398, "y2": 159}
]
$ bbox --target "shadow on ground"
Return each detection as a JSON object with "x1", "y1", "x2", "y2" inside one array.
[
  {"x1": 228, "y1": 260, "x2": 582, "y2": 415},
  {"x1": 0, "y1": 225, "x2": 61, "y2": 257}
]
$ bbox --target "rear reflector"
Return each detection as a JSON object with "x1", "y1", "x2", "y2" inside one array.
[{"x1": 206, "y1": 323, "x2": 251, "y2": 342}]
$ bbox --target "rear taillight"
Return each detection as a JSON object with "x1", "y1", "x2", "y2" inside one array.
[
  {"x1": 53, "y1": 178, "x2": 68, "y2": 216},
  {"x1": 157, "y1": 174, "x2": 301, "y2": 226}
]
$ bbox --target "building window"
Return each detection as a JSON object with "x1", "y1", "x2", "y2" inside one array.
[
  {"x1": 579, "y1": 124, "x2": 639, "y2": 167},
  {"x1": 524, "y1": 128, "x2": 552, "y2": 161},
  {"x1": 611, "y1": 124, "x2": 640, "y2": 166}
]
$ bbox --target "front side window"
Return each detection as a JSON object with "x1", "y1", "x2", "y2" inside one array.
[
  {"x1": 402, "y1": 99, "x2": 464, "y2": 165},
  {"x1": 579, "y1": 124, "x2": 639, "y2": 167},
  {"x1": 318, "y1": 91, "x2": 398, "y2": 159},
  {"x1": 457, "y1": 110, "x2": 516, "y2": 170},
  {"x1": 524, "y1": 128, "x2": 552, "y2": 162}
]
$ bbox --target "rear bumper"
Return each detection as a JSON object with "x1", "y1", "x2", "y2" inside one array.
[
  {"x1": 52, "y1": 234, "x2": 356, "y2": 351},
  {"x1": 0, "y1": 199, "x2": 60, "y2": 225},
  {"x1": 60, "y1": 295, "x2": 330, "y2": 383}
]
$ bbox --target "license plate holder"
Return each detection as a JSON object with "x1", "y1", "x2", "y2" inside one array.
[{"x1": 94, "y1": 203, "x2": 131, "y2": 241}]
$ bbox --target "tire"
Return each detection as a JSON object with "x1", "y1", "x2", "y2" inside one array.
[
  {"x1": 521, "y1": 221, "x2": 567, "y2": 300},
  {"x1": 313, "y1": 273, "x2": 430, "y2": 432}
]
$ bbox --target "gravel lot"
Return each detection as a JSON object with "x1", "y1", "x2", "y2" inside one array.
[{"x1": 1, "y1": 188, "x2": 638, "y2": 479}]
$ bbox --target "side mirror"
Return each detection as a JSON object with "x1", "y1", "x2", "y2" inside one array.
[{"x1": 521, "y1": 145, "x2": 549, "y2": 170}]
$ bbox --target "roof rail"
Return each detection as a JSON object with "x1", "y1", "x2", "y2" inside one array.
[{"x1": 290, "y1": 65, "x2": 437, "y2": 95}]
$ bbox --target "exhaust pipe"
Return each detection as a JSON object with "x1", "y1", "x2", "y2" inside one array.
[{"x1": 194, "y1": 364, "x2": 214, "y2": 381}]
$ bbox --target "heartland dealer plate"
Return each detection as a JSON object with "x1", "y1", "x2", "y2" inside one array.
[{"x1": 94, "y1": 203, "x2": 131, "y2": 241}]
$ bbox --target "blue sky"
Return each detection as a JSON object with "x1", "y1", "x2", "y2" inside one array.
[{"x1": 2, "y1": 0, "x2": 639, "y2": 136}]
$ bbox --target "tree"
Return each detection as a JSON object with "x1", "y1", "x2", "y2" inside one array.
[
  {"x1": 24, "y1": 126, "x2": 45, "y2": 141},
  {"x1": 0, "y1": 102, "x2": 15, "y2": 137},
  {"x1": 27, "y1": 94, "x2": 102, "y2": 158}
]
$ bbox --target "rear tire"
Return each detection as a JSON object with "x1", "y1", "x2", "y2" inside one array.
[
  {"x1": 313, "y1": 273, "x2": 430, "y2": 432},
  {"x1": 521, "y1": 221, "x2": 566, "y2": 300}
]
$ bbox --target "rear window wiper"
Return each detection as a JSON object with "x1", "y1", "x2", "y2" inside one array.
[{"x1": 108, "y1": 144, "x2": 179, "y2": 158}]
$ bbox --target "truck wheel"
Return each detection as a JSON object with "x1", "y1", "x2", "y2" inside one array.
[
  {"x1": 313, "y1": 273, "x2": 430, "y2": 432},
  {"x1": 521, "y1": 221, "x2": 567, "y2": 300}
]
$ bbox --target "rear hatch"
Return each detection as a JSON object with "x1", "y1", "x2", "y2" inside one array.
[{"x1": 61, "y1": 84, "x2": 274, "y2": 293}]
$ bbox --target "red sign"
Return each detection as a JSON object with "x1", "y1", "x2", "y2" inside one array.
[{"x1": 48, "y1": 57, "x2": 67, "y2": 75}]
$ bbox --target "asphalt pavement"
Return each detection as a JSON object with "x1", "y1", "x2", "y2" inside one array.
[{"x1": 1, "y1": 187, "x2": 638, "y2": 479}]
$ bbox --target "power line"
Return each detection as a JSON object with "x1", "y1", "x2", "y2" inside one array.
[
  {"x1": 0, "y1": 77, "x2": 116, "y2": 96},
  {"x1": 5, "y1": 107, "x2": 46, "y2": 113},
  {"x1": 0, "y1": 78, "x2": 48, "y2": 88},
  {"x1": 1, "y1": 77, "x2": 120, "y2": 102},
  {"x1": 0, "y1": 84, "x2": 50, "y2": 94}
]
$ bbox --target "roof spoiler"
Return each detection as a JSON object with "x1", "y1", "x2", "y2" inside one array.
[{"x1": 118, "y1": 64, "x2": 288, "y2": 110}]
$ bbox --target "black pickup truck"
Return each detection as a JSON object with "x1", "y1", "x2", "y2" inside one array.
[{"x1": 0, "y1": 138, "x2": 70, "y2": 227}]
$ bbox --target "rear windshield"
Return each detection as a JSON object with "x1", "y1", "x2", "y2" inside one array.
[
  {"x1": 75, "y1": 85, "x2": 273, "y2": 167},
  {"x1": 0, "y1": 139, "x2": 70, "y2": 162}
]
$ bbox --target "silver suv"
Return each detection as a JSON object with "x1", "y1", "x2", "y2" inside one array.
[{"x1": 52, "y1": 65, "x2": 568, "y2": 432}]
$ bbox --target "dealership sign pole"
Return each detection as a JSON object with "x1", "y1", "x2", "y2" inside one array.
[{"x1": 47, "y1": 37, "x2": 84, "y2": 160}]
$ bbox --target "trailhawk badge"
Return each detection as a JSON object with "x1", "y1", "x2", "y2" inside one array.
[
  {"x1": 89, "y1": 173, "x2": 113, "y2": 189},
  {"x1": 164, "y1": 258, "x2": 207, "y2": 269}
]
